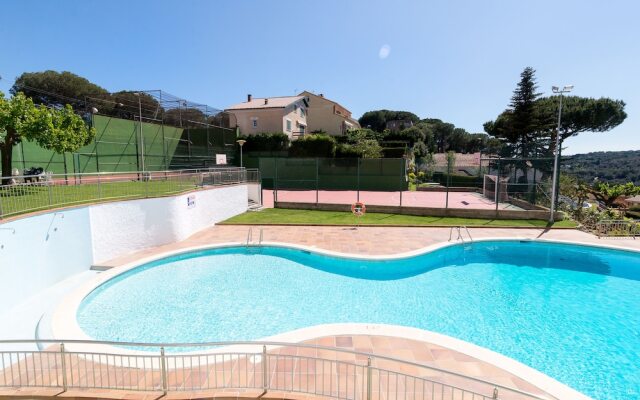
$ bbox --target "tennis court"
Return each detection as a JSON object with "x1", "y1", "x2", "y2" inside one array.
[{"x1": 263, "y1": 189, "x2": 522, "y2": 210}]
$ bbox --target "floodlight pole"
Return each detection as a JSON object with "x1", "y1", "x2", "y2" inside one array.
[
  {"x1": 134, "y1": 92, "x2": 145, "y2": 172},
  {"x1": 549, "y1": 85, "x2": 573, "y2": 223}
]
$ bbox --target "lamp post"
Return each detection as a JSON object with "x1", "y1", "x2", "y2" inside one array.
[
  {"x1": 236, "y1": 139, "x2": 246, "y2": 168},
  {"x1": 133, "y1": 92, "x2": 145, "y2": 172},
  {"x1": 549, "y1": 85, "x2": 573, "y2": 223}
]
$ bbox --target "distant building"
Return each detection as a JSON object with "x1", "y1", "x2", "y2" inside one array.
[
  {"x1": 225, "y1": 94, "x2": 309, "y2": 139},
  {"x1": 625, "y1": 195, "x2": 640, "y2": 207},
  {"x1": 385, "y1": 119, "x2": 414, "y2": 132},
  {"x1": 298, "y1": 91, "x2": 360, "y2": 136}
]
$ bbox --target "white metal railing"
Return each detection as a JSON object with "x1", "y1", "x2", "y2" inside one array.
[
  {"x1": 0, "y1": 167, "x2": 260, "y2": 219},
  {"x1": 0, "y1": 339, "x2": 552, "y2": 400},
  {"x1": 595, "y1": 219, "x2": 640, "y2": 238}
]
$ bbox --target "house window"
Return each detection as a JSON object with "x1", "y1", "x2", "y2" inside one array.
[
  {"x1": 300, "y1": 107, "x2": 305, "y2": 117},
  {"x1": 251, "y1": 118, "x2": 258, "y2": 129},
  {"x1": 286, "y1": 119, "x2": 292, "y2": 132},
  {"x1": 299, "y1": 124, "x2": 306, "y2": 134}
]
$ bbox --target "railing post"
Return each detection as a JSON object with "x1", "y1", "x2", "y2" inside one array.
[
  {"x1": 160, "y1": 346, "x2": 168, "y2": 394},
  {"x1": 262, "y1": 345, "x2": 268, "y2": 390},
  {"x1": 493, "y1": 387, "x2": 499, "y2": 399},
  {"x1": 48, "y1": 182, "x2": 53, "y2": 206},
  {"x1": 60, "y1": 343, "x2": 68, "y2": 392},
  {"x1": 366, "y1": 357, "x2": 372, "y2": 400}
]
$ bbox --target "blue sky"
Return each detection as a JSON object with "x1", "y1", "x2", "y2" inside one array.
[{"x1": 1, "y1": 0, "x2": 638, "y2": 154}]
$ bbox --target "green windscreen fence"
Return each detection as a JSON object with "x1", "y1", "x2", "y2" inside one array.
[
  {"x1": 259, "y1": 158, "x2": 407, "y2": 191},
  {"x1": 11, "y1": 114, "x2": 237, "y2": 174}
]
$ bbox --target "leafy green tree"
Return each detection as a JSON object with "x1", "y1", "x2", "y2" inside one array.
[
  {"x1": 535, "y1": 96, "x2": 626, "y2": 154},
  {"x1": 358, "y1": 110, "x2": 420, "y2": 132},
  {"x1": 11, "y1": 70, "x2": 108, "y2": 110},
  {"x1": 484, "y1": 67, "x2": 544, "y2": 158},
  {"x1": 485, "y1": 68, "x2": 626, "y2": 158},
  {"x1": 0, "y1": 91, "x2": 95, "y2": 182},
  {"x1": 590, "y1": 181, "x2": 640, "y2": 208},
  {"x1": 109, "y1": 91, "x2": 163, "y2": 121}
]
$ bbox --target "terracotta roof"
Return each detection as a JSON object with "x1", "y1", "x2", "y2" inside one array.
[{"x1": 225, "y1": 96, "x2": 305, "y2": 110}]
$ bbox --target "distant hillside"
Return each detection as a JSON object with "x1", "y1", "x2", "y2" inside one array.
[{"x1": 562, "y1": 150, "x2": 640, "y2": 185}]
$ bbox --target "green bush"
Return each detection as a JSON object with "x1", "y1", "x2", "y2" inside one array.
[
  {"x1": 239, "y1": 132, "x2": 289, "y2": 151},
  {"x1": 289, "y1": 134, "x2": 336, "y2": 158},
  {"x1": 432, "y1": 171, "x2": 481, "y2": 187}
]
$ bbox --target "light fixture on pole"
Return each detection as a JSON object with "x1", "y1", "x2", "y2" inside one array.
[
  {"x1": 133, "y1": 92, "x2": 145, "y2": 172},
  {"x1": 549, "y1": 85, "x2": 573, "y2": 223},
  {"x1": 236, "y1": 139, "x2": 247, "y2": 167}
]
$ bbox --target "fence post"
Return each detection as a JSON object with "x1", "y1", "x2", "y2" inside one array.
[
  {"x1": 160, "y1": 346, "x2": 168, "y2": 394},
  {"x1": 315, "y1": 158, "x2": 319, "y2": 205},
  {"x1": 366, "y1": 357, "x2": 372, "y2": 400},
  {"x1": 495, "y1": 159, "x2": 501, "y2": 212},
  {"x1": 48, "y1": 182, "x2": 53, "y2": 206},
  {"x1": 399, "y1": 159, "x2": 403, "y2": 207},
  {"x1": 357, "y1": 158, "x2": 360, "y2": 202},
  {"x1": 262, "y1": 345, "x2": 268, "y2": 390},
  {"x1": 60, "y1": 343, "x2": 68, "y2": 392},
  {"x1": 274, "y1": 159, "x2": 278, "y2": 204},
  {"x1": 0, "y1": 191, "x2": 3, "y2": 219}
]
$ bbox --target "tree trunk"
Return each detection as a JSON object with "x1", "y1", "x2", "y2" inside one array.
[{"x1": 1, "y1": 130, "x2": 15, "y2": 185}]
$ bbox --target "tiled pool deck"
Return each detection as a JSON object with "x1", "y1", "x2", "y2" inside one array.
[{"x1": 5, "y1": 225, "x2": 636, "y2": 399}]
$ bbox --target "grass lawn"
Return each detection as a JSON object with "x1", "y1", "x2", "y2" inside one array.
[
  {"x1": 0, "y1": 179, "x2": 199, "y2": 218},
  {"x1": 222, "y1": 208, "x2": 578, "y2": 228}
]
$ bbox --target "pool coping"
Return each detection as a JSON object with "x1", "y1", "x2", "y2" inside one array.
[{"x1": 50, "y1": 237, "x2": 639, "y2": 400}]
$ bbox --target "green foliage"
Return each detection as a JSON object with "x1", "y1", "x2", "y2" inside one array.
[
  {"x1": 336, "y1": 140, "x2": 383, "y2": 158},
  {"x1": 289, "y1": 134, "x2": 337, "y2": 158},
  {"x1": 239, "y1": 132, "x2": 290, "y2": 152},
  {"x1": 32, "y1": 104, "x2": 96, "y2": 153},
  {"x1": 0, "y1": 91, "x2": 95, "y2": 179},
  {"x1": 590, "y1": 181, "x2": 640, "y2": 208},
  {"x1": 11, "y1": 70, "x2": 109, "y2": 110},
  {"x1": 485, "y1": 67, "x2": 627, "y2": 158},
  {"x1": 358, "y1": 110, "x2": 420, "y2": 132},
  {"x1": 563, "y1": 150, "x2": 640, "y2": 185},
  {"x1": 536, "y1": 96, "x2": 627, "y2": 142},
  {"x1": 484, "y1": 67, "x2": 544, "y2": 158}
]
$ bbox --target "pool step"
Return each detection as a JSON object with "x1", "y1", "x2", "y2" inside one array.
[{"x1": 90, "y1": 264, "x2": 113, "y2": 271}]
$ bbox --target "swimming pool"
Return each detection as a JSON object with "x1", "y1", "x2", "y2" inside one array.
[{"x1": 75, "y1": 241, "x2": 640, "y2": 400}]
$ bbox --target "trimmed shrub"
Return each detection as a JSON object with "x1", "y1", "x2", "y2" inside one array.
[
  {"x1": 239, "y1": 132, "x2": 289, "y2": 152},
  {"x1": 289, "y1": 134, "x2": 337, "y2": 158}
]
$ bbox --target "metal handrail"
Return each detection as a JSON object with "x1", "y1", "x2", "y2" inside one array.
[
  {"x1": 0, "y1": 338, "x2": 552, "y2": 400},
  {"x1": 0, "y1": 167, "x2": 260, "y2": 219},
  {"x1": 448, "y1": 226, "x2": 473, "y2": 242},
  {"x1": 595, "y1": 219, "x2": 640, "y2": 238}
]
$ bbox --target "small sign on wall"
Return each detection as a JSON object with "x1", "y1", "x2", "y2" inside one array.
[
  {"x1": 216, "y1": 154, "x2": 227, "y2": 165},
  {"x1": 187, "y1": 195, "x2": 196, "y2": 209}
]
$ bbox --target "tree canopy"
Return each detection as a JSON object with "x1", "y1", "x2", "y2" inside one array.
[
  {"x1": 0, "y1": 91, "x2": 95, "y2": 181},
  {"x1": 11, "y1": 70, "x2": 108, "y2": 111},
  {"x1": 358, "y1": 110, "x2": 420, "y2": 132},
  {"x1": 484, "y1": 67, "x2": 627, "y2": 158}
]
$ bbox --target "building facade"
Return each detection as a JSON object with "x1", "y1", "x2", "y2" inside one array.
[
  {"x1": 299, "y1": 91, "x2": 360, "y2": 136},
  {"x1": 225, "y1": 95, "x2": 308, "y2": 139}
]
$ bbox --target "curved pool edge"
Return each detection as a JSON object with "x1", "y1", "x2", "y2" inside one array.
[{"x1": 48, "y1": 236, "x2": 630, "y2": 400}]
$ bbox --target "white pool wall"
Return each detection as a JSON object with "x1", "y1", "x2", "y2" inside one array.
[
  {"x1": 90, "y1": 184, "x2": 247, "y2": 263},
  {"x1": 0, "y1": 207, "x2": 94, "y2": 316},
  {"x1": 0, "y1": 184, "x2": 248, "y2": 317}
]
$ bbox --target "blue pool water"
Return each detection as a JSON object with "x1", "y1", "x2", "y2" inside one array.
[{"x1": 77, "y1": 241, "x2": 640, "y2": 400}]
